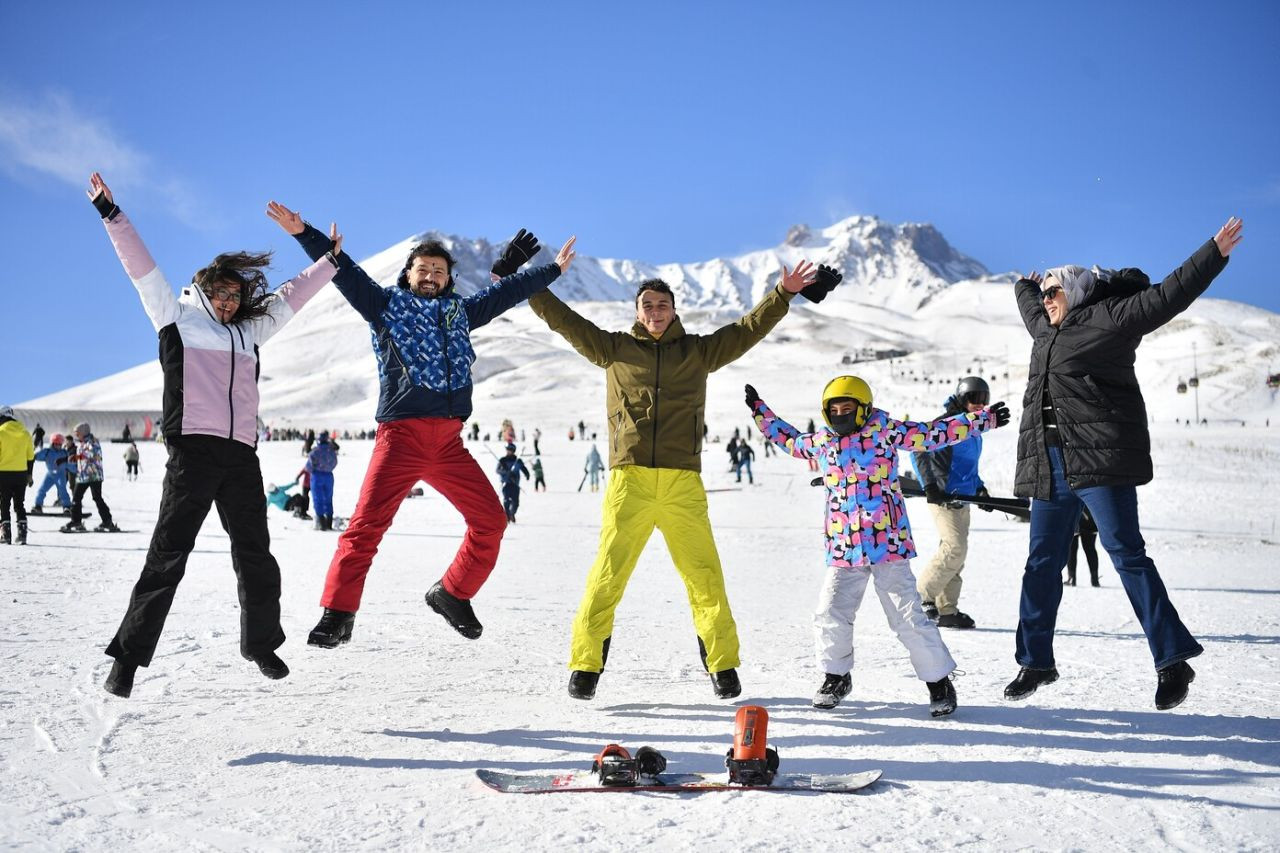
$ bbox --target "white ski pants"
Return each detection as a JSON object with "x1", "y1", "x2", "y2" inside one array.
[{"x1": 814, "y1": 560, "x2": 956, "y2": 682}]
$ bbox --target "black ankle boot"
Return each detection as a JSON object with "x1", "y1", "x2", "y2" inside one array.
[
  {"x1": 927, "y1": 676, "x2": 958, "y2": 717},
  {"x1": 0, "y1": 521, "x2": 9, "y2": 545},
  {"x1": 425, "y1": 582, "x2": 482, "y2": 639},
  {"x1": 1003, "y1": 666, "x2": 1059, "y2": 700},
  {"x1": 1155, "y1": 661, "x2": 1195, "y2": 710},
  {"x1": 104, "y1": 660, "x2": 137, "y2": 698},
  {"x1": 243, "y1": 650, "x2": 290, "y2": 680},
  {"x1": 15, "y1": 520, "x2": 26, "y2": 545},
  {"x1": 710, "y1": 668, "x2": 742, "y2": 699},
  {"x1": 307, "y1": 608, "x2": 355, "y2": 648},
  {"x1": 568, "y1": 670, "x2": 600, "y2": 700}
]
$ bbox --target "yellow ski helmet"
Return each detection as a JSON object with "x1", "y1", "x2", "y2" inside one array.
[{"x1": 822, "y1": 375, "x2": 873, "y2": 430}]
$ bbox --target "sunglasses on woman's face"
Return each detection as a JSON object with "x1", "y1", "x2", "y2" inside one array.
[
  {"x1": 1041, "y1": 285, "x2": 1064, "y2": 302},
  {"x1": 203, "y1": 286, "x2": 243, "y2": 303}
]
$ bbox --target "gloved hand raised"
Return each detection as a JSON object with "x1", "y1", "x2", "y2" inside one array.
[
  {"x1": 800, "y1": 264, "x2": 843, "y2": 303},
  {"x1": 989, "y1": 401, "x2": 1011, "y2": 428},
  {"x1": 924, "y1": 483, "x2": 945, "y2": 505},
  {"x1": 491, "y1": 228, "x2": 541, "y2": 278},
  {"x1": 744, "y1": 384, "x2": 761, "y2": 409}
]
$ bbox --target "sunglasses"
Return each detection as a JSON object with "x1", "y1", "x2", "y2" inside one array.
[
  {"x1": 1041, "y1": 285, "x2": 1064, "y2": 301},
  {"x1": 203, "y1": 286, "x2": 243, "y2": 304}
]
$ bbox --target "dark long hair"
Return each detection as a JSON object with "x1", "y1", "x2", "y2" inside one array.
[{"x1": 192, "y1": 251, "x2": 277, "y2": 323}]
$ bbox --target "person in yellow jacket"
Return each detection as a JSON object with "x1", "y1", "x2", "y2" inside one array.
[
  {"x1": 528, "y1": 262, "x2": 843, "y2": 700},
  {"x1": 0, "y1": 406, "x2": 36, "y2": 546}
]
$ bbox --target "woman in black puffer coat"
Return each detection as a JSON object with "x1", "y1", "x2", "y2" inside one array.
[{"x1": 1003, "y1": 217, "x2": 1243, "y2": 712}]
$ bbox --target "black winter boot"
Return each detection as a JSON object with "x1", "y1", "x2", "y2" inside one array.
[
  {"x1": 425, "y1": 582, "x2": 483, "y2": 639},
  {"x1": 1155, "y1": 661, "x2": 1196, "y2": 710},
  {"x1": 812, "y1": 672, "x2": 852, "y2": 709},
  {"x1": 16, "y1": 520, "x2": 26, "y2": 545},
  {"x1": 0, "y1": 521, "x2": 9, "y2": 545},
  {"x1": 936, "y1": 611, "x2": 976, "y2": 629},
  {"x1": 568, "y1": 670, "x2": 600, "y2": 700},
  {"x1": 927, "y1": 676, "x2": 958, "y2": 717},
  {"x1": 243, "y1": 650, "x2": 290, "y2": 680},
  {"x1": 710, "y1": 668, "x2": 742, "y2": 699},
  {"x1": 307, "y1": 608, "x2": 355, "y2": 648},
  {"x1": 1003, "y1": 666, "x2": 1059, "y2": 700},
  {"x1": 104, "y1": 660, "x2": 137, "y2": 698},
  {"x1": 921, "y1": 600, "x2": 939, "y2": 621}
]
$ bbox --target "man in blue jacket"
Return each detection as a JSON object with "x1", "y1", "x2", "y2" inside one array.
[
  {"x1": 495, "y1": 443, "x2": 529, "y2": 523},
  {"x1": 271, "y1": 204, "x2": 576, "y2": 647},
  {"x1": 912, "y1": 376, "x2": 993, "y2": 629}
]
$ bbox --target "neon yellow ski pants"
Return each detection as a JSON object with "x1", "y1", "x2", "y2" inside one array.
[{"x1": 569, "y1": 465, "x2": 741, "y2": 673}]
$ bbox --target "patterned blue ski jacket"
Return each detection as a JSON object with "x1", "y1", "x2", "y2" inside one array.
[{"x1": 294, "y1": 224, "x2": 560, "y2": 423}]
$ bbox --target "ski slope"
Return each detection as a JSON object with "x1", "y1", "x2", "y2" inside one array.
[{"x1": 3, "y1": 420, "x2": 1279, "y2": 850}]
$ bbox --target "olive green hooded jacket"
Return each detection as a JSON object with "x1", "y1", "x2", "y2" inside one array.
[{"x1": 528, "y1": 285, "x2": 796, "y2": 472}]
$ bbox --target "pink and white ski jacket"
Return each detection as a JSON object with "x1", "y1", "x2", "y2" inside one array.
[
  {"x1": 751, "y1": 400, "x2": 998, "y2": 568},
  {"x1": 102, "y1": 211, "x2": 336, "y2": 447}
]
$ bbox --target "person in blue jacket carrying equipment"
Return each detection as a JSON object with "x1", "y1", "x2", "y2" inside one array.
[
  {"x1": 911, "y1": 376, "x2": 994, "y2": 629},
  {"x1": 306, "y1": 431, "x2": 339, "y2": 530},
  {"x1": 32, "y1": 433, "x2": 72, "y2": 512},
  {"x1": 495, "y1": 443, "x2": 530, "y2": 523}
]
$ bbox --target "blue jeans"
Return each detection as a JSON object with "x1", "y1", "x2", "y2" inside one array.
[
  {"x1": 735, "y1": 458, "x2": 753, "y2": 484},
  {"x1": 1015, "y1": 446, "x2": 1202, "y2": 670}
]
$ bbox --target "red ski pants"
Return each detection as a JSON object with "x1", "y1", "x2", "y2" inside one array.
[{"x1": 320, "y1": 418, "x2": 506, "y2": 612}]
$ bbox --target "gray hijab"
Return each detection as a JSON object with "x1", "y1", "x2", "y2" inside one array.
[{"x1": 1044, "y1": 265, "x2": 1097, "y2": 311}]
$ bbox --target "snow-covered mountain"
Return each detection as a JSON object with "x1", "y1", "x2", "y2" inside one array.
[{"x1": 21, "y1": 215, "x2": 1280, "y2": 431}]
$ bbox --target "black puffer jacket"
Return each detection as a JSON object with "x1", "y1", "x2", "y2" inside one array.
[{"x1": 1014, "y1": 239, "x2": 1228, "y2": 499}]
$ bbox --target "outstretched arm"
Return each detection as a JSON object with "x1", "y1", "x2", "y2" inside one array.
[
  {"x1": 894, "y1": 403, "x2": 1009, "y2": 453},
  {"x1": 701, "y1": 262, "x2": 814, "y2": 371},
  {"x1": 270, "y1": 202, "x2": 388, "y2": 324},
  {"x1": 87, "y1": 172, "x2": 180, "y2": 331},
  {"x1": 465, "y1": 235, "x2": 574, "y2": 328},
  {"x1": 746, "y1": 384, "x2": 820, "y2": 459},
  {"x1": 248, "y1": 204, "x2": 340, "y2": 342},
  {"x1": 1108, "y1": 218, "x2": 1241, "y2": 336},
  {"x1": 527, "y1": 283, "x2": 620, "y2": 367}
]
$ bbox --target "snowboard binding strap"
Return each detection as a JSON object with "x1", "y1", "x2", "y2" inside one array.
[
  {"x1": 591, "y1": 744, "x2": 668, "y2": 787},
  {"x1": 725, "y1": 705, "x2": 780, "y2": 786}
]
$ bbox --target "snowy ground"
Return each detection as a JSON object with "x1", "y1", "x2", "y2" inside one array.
[{"x1": 3, "y1": 425, "x2": 1279, "y2": 852}]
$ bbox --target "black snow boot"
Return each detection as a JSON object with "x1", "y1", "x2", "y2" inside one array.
[
  {"x1": 104, "y1": 660, "x2": 137, "y2": 698},
  {"x1": 568, "y1": 670, "x2": 600, "y2": 700},
  {"x1": 0, "y1": 521, "x2": 9, "y2": 545},
  {"x1": 936, "y1": 611, "x2": 976, "y2": 629},
  {"x1": 927, "y1": 676, "x2": 958, "y2": 717},
  {"x1": 1003, "y1": 666, "x2": 1059, "y2": 700},
  {"x1": 61, "y1": 521, "x2": 86, "y2": 533},
  {"x1": 921, "y1": 600, "x2": 939, "y2": 621},
  {"x1": 425, "y1": 581, "x2": 483, "y2": 639},
  {"x1": 710, "y1": 668, "x2": 742, "y2": 699},
  {"x1": 94, "y1": 522, "x2": 121, "y2": 533},
  {"x1": 243, "y1": 650, "x2": 290, "y2": 680},
  {"x1": 1155, "y1": 661, "x2": 1196, "y2": 710},
  {"x1": 16, "y1": 520, "x2": 27, "y2": 545},
  {"x1": 307, "y1": 608, "x2": 355, "y2": 648},
  {"x1": 812, "y1": 672, "x2": 852, "y2": 709}
]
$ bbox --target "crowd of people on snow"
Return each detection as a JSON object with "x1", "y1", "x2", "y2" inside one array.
[{"x1": 0, "y1": 172, "x2": 1247, "y2": 721}]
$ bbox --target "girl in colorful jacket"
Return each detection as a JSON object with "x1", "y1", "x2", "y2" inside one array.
[
  {"x1": 746, "y1": 376, "x2": 1010, "y2": 717},
  {"x1": 86, "y1": 173, "x2": 339, "y2": 699}
]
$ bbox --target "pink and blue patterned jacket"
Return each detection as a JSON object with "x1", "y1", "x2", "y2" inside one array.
[{"x1": 751, "y1": 400, "x2": 997, "y2": 568}]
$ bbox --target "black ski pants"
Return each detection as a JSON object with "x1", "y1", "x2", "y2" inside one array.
[
  {"x1": 0, "y1": 471, "x2": 28, "y2": 524},
  {"x1": 106, "y1": 435, "x2": 284, "y2": 667},
  {"x1": 71, "y1": 480, "x2": 114, "y2": 526}
]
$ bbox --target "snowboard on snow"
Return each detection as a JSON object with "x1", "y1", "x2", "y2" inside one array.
[
  {"x1": 477, "y1": 706, "x2": 882, "y2": 795},
  {"x1": 475, "y1": 767, "x2": 882, "y2": 794},
  {"x1": 27, "y1": 509, "x2": 92, "y2": 518},
  {"x1": 59, "y1": 527, "x2": 138, "y2": 534}
]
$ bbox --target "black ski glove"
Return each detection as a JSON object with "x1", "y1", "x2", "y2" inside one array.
[
  {"x1": 976, "y1": 485, "x2": 994, "y2": 512},
  {"x1": 989, "y1": 401, "x2": 1011, "y2": 428},
  {"x1": 924, "y1": 483, "x2": 945, "y2": 505},
  {"x1": 90, "y1": 191, "x2": 120, "y2": 220},
  {"x1": 799, "y1": 264, "x2": 842, "y2": 303},
  {"x1": 744, "y1": 384, "x2": 761, "y2": 409},
  {"x1": 491, "y1": 228, "x2": 540, "y2": 278}
]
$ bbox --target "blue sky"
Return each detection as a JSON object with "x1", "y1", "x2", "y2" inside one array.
[{"x1": 3, "y1": 1, "x2": 1277, "y2": 404}]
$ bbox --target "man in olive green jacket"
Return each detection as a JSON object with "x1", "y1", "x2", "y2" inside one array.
[{"x1": 528, "y1": 262, "x2": 827, "y2": 700}]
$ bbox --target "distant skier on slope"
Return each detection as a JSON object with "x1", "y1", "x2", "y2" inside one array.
[
  {"x1": 64, "y1": 422, "x2": 118, "y2": 534},
  {"x1": 31, "y1": 433, "x2": 71, "y2": 513},
  {"x1": 495, "y1": 443, "x2": 530, "y2": 522},
  {"x1": 0, "y1": 406, "x2": 35, "y2": 546},
  {"x1": 1004, "y1": 216, "x2": 1243, "y2": 711},
  {"x1": 527, "y1": 260, "x2": 840, "y2": 702},
  {"x1": 584, "y1": 443, "x2": 605, "y2": 493},
  {"x1": 746, "y1": 378, "x2": 1009, "y2": 717},
  {"x1": 306, "y1": 431, "x2": 339, "y2": 530},
  {"x1": 273, "y1": 206, "x2": 576, "y2": 648},
  {"x1": 86, "y1": 173, "x2": 339, "y2": 698}
]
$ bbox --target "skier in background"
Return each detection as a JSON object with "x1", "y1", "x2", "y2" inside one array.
[
  {"x1": 0, "y1": 406, "x2": 35, "y2": 546},
  {"x1": 32, "y1": 423, "x2": 45, "y2": 450},
  {"x1": 734, "y1": 438, "x2": 754, "y2": 484},
  {"x1": 63, "y1": 422, "x2": 118, "y2": 534},
  {"x1": 85, "y1": 173, "x2": 338, "y2": 698},
  {"x1": 274, "y1": 207, "x2": 575, "y2": 649},
  {"x1": 1004, "y1": 216, "x2": 1243, "y2": 710},
  {"x1": 495, "y1": 443, "x2": 530, "y2": 522},
  {"x1": 746, "y1": 377, "x2": 1009, "y2": 717},
  {"x1": 31, "y1": 433, "x2": 71, "y2": 513},
  {"x1": 123, "y1": 441, "x2": 141, "y2": 481},
  {"x1": 912, "y1": 376, "x2": 995, "y2": 629},
  {"x1": 532, "y1": 455, "x2": 547, "y2": 492},
  {"x1": 306, "y1": 431, "x2": 339, "y2": 530},
  {"x1": 584, "y1": 443, "x2": 605, "y2": 493}
]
